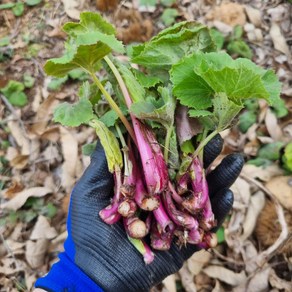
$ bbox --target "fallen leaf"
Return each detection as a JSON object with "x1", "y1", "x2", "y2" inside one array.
[
  {"x1": 247, "y1": 266, "x2": 271, "y2": 292},
  {"x1": 203, "y1": 266, "x2": 247, "y2": 286},
  {"x1": 241, "y1": 191, "x2": 265, "y2": 241},
  {"x1": 60, "y1": 127, "x2": 79, "y2": 191},
  {"x1": 244, "y1": 5, "x2": 262, "y2": 27},
  {"x1": 212, "y1": 280, "x2": 225, "y2": 292},
  {"x1": 3, "y1": 181, "x2": 24, "y2": 199},
  {"x1": 7, "y1": 118, "x2": 30, "y2": 155},
  {"x1": 243, "y1": 241, "x2": 259, "y2": 274},
  {"x1": 178, "y1": 263, "x2": 197, "y2": 292},
  {"x1": 0, "y1": 258, "x2": 25, "y2": 275},
  {"x1": 1, "y1": 187, "x2": 52, "y2": 210},
  {"x1": 96, "y1": 0, "x2": 119, "y2": 12},
  {"x1": 265, "y1": 176, "x2": 292, "y2": 211},
  {"x1": 265, "y1": 109, "x2": 283, "y2": 141},
  {"x1": 187, "y1": 249, "x2": 212, "y2": 276},
  {"x1": 61, "y1": 0, "x2": 82, "y2": 19},
  {"x1": 25, "y1": 239, "x2": 49, "y2": 268},
  {"x1": 10, "y1": 154, "x2": 29, "y2": 169},
  {"x1": 30, "y1": 95, "x2": 58, "y2": 136},
  {"x1": 162, "y1": 274, "x2": 176, "y2": 292},
  {"x1": 270, "y1": 22, "x2": 291, "y2": 58},
  {"x1": 269, "y1": 268, "x2": 292, "y2": 291},
  {"x1": 206, "y1": 3, "x2": 246, "y2": 27},
  {"x1": 242, "y1": 164, "x2": 283, "y2": 182},
  {"x1": 40, "y1": 126, "x2": 60, "y2": 142},
  {"x1": 30, "y1": 215, "x2": 57, "y2": 240}
]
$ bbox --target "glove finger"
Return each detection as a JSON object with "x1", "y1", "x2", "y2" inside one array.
[
  {"x1": 210, "y1": 188, "x2": 233, "y2": 232},
  {"x1": 207, "y1": 153, "x2": 244, "y2": 197},
  {"x1": 73, "y1": 141, "x2": 114, "y2": 201},
  {"x1": 203, "y1": 134, "x2": 223, "y2": 169}
]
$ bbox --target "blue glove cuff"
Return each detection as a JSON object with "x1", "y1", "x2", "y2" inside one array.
[{"x1": 35, "y1": 252, "x2": 104, "y2": 292}]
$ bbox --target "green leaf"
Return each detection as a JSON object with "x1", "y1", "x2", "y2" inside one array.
[
  {"x1": 131, "y1": 22, "x2": 215, "y2": 69},
  {"x1": 247, "y1": 158, "x2": 273, "y2": 167},
  {"x1": 271, "y1": 98, "x2": 288, "y2": 118},
  {"x1": 181, "y1": 140, "x2": 195, "y2": 154},
  {"x1": 42, "y1": 202, "x2": 57, "y2": 218},
  {"x1": 0, "y1": 3, "x2": 15, "y2": 10},
  {"x1": 212, "y1": 93, "x2": 243, "y2": 131},
  {"x1": 258, "y1": 142, "x2": 284, "y2": 161},
  {"x1": 210, "y1": 28, "x2": 225, "y2": 50},
  {"x1": 82, "y1": 142, "x2": 97, "y2": 156},
  {"x1": 12, "y1": 2, "x2": 24, "y2": 16},
  {"x1": 8, "y1": 91, "x2": 28, "y2": 107},
  {"x1": 161, "y1": 0, "x2": 176, "y2": 6},
  {"x1": 90, "y1": 120, "x2": 123, "y2": 172},
  {"x1": 133, "y1": 69, "x2": 162, "y2": 88},
  {"x1": 139, "y1": 0, "x2": 156, "y2": 7},
  {"x1": 161, "y1": 8, "x2": 178, "y2": 26},
  {"x1": 227, "y1": 40, "x2": 253, "y2": 59},
  {"x1": 238, "y1": 110, "x2": 257, "y2": 133},
  {"x1": 282, "y1": 142, "x2": 292, "y2": 172},
  {"x1": 0, "y1": 80, "x2": 28, "y2": 107},
  {"x1": 47, "y1": 76, "x2": 68, "y2": 91},
  {"x1": 114, "y1": 61, "x2": 146, "y2": 103},
  {"x1": 78, "y1": 81, "x2": 101, "y2": 107},
  {"x1": 99, "y1": 109, "x2": 119, "y2": 127},
  {"x1": 44, "y1": 12, "x2": 124, "y2": 77},
  {"x1": 188, "y1": 109, "x2": 212, "y2": 118},
  {"x1": 68, "y1": 68, "x2": 88, "y2": 80},
  {"x1": 216, "y1": 226, "x2": 225, "y2": 244},
  {"x1": 53, "y1": 97, "x2": 94, "y2": 127},
  {"x1": 0, "y1": 36, "x2": 10, "y2": 47},
  {"x1": 232, "y1": 25, "x2": 243, "y2": 40},
  {"x1": 171, "y1": 54, "x2": 213, "y2": 110},
  {"x1": 23, "y1": 74, "x2": 35, "y2": 88},
  {"x1": 130, "y1": 86, "x2": 175, "y2": 129},
  {"x1": 25, "y1": 0, "x2": 42, "y2": 6},
  {"x1": 168, "y1": 128, "x2": 180, "y2": 178}
]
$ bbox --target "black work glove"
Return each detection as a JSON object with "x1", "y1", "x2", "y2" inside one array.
[{"x1": 35, "y1": 135, "x2": 244, "y2": 292}]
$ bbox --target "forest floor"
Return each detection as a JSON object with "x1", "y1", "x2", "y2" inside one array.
[{"x1": 0, "y1": 0, "x2": 291, "y2": 291}]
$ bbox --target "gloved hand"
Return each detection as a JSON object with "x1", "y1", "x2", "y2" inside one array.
[{"x1": 35, "y1": 135, "x2": 244, "y2": 292}]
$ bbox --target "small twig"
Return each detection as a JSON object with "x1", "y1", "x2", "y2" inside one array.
[
  {"x1": 240, "y1": 173, "x2": 289, "y2": 266},
  {"x1": 212, "y1": 248, "x2": 245, "y2": 267}
]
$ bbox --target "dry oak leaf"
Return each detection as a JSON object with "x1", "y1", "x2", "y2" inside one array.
[
  {"x1": 206, "y1": 2, "x2": 246, "y2": 27},
  {"x1": 61, "y1": 0, "x2": 82, "y2": 19},
  {"x1": 1, "y1": 187, "x2": 52, "y2": 210},
  {"x1": 26, "y1": 239, "x2": 49, "y2": 269},
  {"x1": 30, "y1": 215, "x2": 58, "y2": 240},
  {"x1": 203, "y1": 266, "x2": 247, "y2": 286},
  {"x1": 187, "y1": 249, "x2": 212, "y2": 276},
  {"x1": 265, "y1": 176, "x2": 292, "y2": 211}
]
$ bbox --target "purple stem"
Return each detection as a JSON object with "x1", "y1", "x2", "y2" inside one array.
[
  {"x1": 153, "y1": 197, "x2": 174, "y2": 234},
  {"x1": 150, "y1": 222, "x2": 172, "y2": 251},
  {"x1": 99, "y1": 170, "x2": 122, "y2": 224},
  {"x1": 164, "y1": 184, "x2": 199, "y2": 230}
]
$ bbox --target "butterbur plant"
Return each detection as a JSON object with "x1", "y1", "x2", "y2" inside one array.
[{"x1": 45, "y1": 12, "x2": 283, "y2": 264}]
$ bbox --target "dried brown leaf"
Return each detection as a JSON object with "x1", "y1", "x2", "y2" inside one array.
[
  {"x1": 265, "y1": 176, "x2": 292, "y2": 211},
  {"x1": 203, "y1": 266, "x2": 247, "y2": 286},
  {"x1": 3, "y1": 181, "x2": 24, "y2": 199},
  {"x1": 187, "y1": 250, "x2": 212, "y2": 276},
  {"x1": 270, "y1": 22, "x2": 291, "y2": 58},
  {"x1": 162, "y1": 274, "x2": 176, "y2": 292},
  {"x1": 178, "y1": 263, "x2": 197, "y2": 292},
  {"x1": 10, "y1": 154, "x2": 29, "y2": 169},
  {"x1": 241, "y1": 164, "x2": 283, "y2": 182},
  {"x1": 30, "y1": 215, "x2": 57, "y2": 240},
  {"x1": 265, "y1": 109, "x2": 283, "y2": 141},
  {"x1": 61, "y1": 0, "x2": 83, "y2": 19},
  {"x1": 269, "y1": 268, "x2": 292, "y2": 291},
  {"x1": 247, "y1": 266, "x2": 271, "y2": 292},
  {"x1": 60, "y1": 127, "x2": 79, "y2": 191},
  {"x1": 1, "y1": 187, "x2": 52, "y2": 210},
  {"x1": 241, "y1": 190, "x2": 265, "y2": 241},
  {"x1": 25, "y1": 239, "x2": 49, "y2": 268},
  {"x1": 244, "y1": 5, "x2": 262, "y2": 27}
]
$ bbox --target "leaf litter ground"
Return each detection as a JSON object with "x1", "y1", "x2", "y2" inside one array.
[{"x1": 0, "y1": 0, "x2": 291, "y2": 291}]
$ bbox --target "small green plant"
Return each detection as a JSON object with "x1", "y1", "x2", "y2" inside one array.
[{"x1": 0, "y1": 0, "x2": 42, "y2": 17}]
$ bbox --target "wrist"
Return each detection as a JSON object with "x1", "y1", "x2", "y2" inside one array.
[{"x1": 35, "y1": 252, "x2": 104, "y2": 292}]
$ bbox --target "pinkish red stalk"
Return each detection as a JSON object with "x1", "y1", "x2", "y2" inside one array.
[
  {"x1": 134, "y1": 174, "x2": 160, "y2": 211},
  {"x1": 153, "y1": 197, "x2": 174, "y2": 234},
  {"x1": 164, "y1": 184, "x2": 199, "y2": 230},
  {"x1": 99, "y1": 170, "x2": 122, "y2": 224},
  {"x1": 124, "y1": 216, "x2": 148, "y2": 239},
  {"x1": 187, "y1": 227, "x2": 204, "y2": 244},
  {"x1": 145, "y1": 213, "x2": 152, "y2": 234},
  {"x1": 177, "y1": 172, "x2": 189, "y2": 195},
  {"x1": 132, "y1": 118, "x2": 168, "y2": 195},
  {"x1": 150, "y1": 222, "x2": 172, "y2": 251},
  {"x1": 200, "y1": 199, "x2": 216, "y2": 230},
  {"x1": 142, "y1": 240, "x2": 155, "y2": 264}
]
